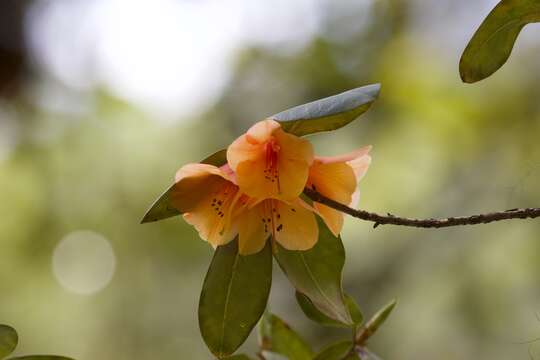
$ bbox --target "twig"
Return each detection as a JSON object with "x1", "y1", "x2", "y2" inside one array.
[{"x1": 303, "y1": 188, "x2": 540, "y2": 229}]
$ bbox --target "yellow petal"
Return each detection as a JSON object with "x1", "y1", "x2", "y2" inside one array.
[
  {"x1": 171, "y1": 163, "x2": 241, "y2": 248},
  {"x1": 307, "y1": 160, "x2": 356, "y2": 235},
  {"x1": 273, "y1": 199, "x2": 318, "y2": 251},
  {"x1": 227, "y1": 119, "x2": 314, "y2": 200},
  {"x1": 313, "y1": 203, "x2": 343, "y2": 237},
  {"x1": 274, "y1": 128, "x2": 314, "y2": 200},
  {"x1": 226, "y1": 119, "x2": 280, "y2": 170},
  {"x1": 237, "y1": 201, "x2": 271, "y2": 255},
  {"x1": 309, "y1": 161, "x2": 357, "y2": 204}
]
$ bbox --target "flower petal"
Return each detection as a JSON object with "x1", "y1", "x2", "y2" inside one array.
[
  {"x1": 315, "y1": 145, "x2": 371, "y2": 165},
  {"x1": 313, "y1": 203, "x2": 343, "y2": 237},
  {"x1": 307, "y1": 160, "x2": 356, "y2": 235},
  {"x1": 227, "y1": 119, "x2": 280, "y2": 170},
  {"x1": 171, "y1": 163, "x2": 241, "y2": 248},
  {"x1": 228, "y1": 120, "x2": 314, "y2": 200},
  {"x1": 237, "y1": 202, "x2": 271, "y2": 255},
  {"x1": 273, "y1": 199, "x2": 318, "y2": 251},
  {"x1": 273, "y1": 128, "x2": 314, "y2": 200},
  {"x1": 347, "y1": 153, "x2": 371, "y2": 181}
]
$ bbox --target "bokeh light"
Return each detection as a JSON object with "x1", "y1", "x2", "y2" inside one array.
[{"x1": 52, "y1": 230, "x2": 116, "y2": 295}]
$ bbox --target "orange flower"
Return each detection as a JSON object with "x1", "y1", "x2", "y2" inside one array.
[
  {"x1": 227, "y1": 119, "x2": 314, "y2": 201},
  {"x1": 171, "y1": 163, "x2": 247, "y2": 249},
  {"x1": 236, "y1": 198, "x2": 318, "y2": 255},
  {"x1": 307, "y1": 146, "x2": 371, "y2": 236},
  {"x1": 171, "y1": 162, "x2": 319, "y2": 255}
]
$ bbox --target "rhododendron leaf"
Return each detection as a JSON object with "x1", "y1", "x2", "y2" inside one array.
[
  {"x1": 273, "y1": 84, "x2": 380, "y2": 137},
  {"x1": 0, "y1": 325, "x2": 17, "y2": 359},
  {"x1": 313, "y1": 340, "x2": 355, "y2": 360},
  {"x1": 199, "y1": 239, "x2": 272, "y2": 358},
  {"x1": 140, "y1": 149, "x2": 227, "y2": 223},
  {"x1": 360, "y1": 300, "x2": 397, "y2": 342},
  {"x1": 460, "y1": 0, "x2": 540, "y2": 83},
  {"x1": 274, "y1": 219, "x2": 352, "y2": 325},
  {"x1": 9, "y1": 357, "x2": 75, "y2": 360},
  {"x1": 296, "y1": 292, "x2": 363, "y2": 328},
  {"x1": 259, "y1": 312, "x2": 313, "y2": 360}
]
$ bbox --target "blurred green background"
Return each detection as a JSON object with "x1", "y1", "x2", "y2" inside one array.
[{"x1": 1, "y1": 0, "x2": 540, "y2": 359}]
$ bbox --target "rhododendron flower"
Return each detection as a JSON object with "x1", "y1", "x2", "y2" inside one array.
[
  {"x1": 171, "y1": 162, "x2": 318, "y2": 255},
  {"x1": 171, "y1": 163, "x2": 247, "y2": 249},
  {"x1": 307, "y1": 146, "x2": 372, "y2": 236},
  {"x1": 227, "y1": 119, "x2": 314, "y2": 201},
  {"x1": 236, "y1": 198, "x2": 318, "y2": 255}
]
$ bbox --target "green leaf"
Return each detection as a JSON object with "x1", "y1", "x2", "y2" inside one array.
[
  {"x1": 274, "y1": 219, "x2": 352, "y2": 325},
  {"x1": 140, "y1": 149, "x2": 227, "y2": 224},
  {"x1": 259, "y1": 312, "x2": 313, "y2": 360},
  {"x1": 8, "y1": 357, "x2": 75, "y2": 360},
  {"x1": 296, "y1": 292, "x2": 363, "y2": 328},
  {"x1": 314, "y1": 340, "x2": 355, "y2": 360},
  {"x1": 199, "y1": 239, "x2": 272, "y2": 358},
  {"x1": 357, "y1": 300, "x2": 397, "y2": 345},
  {"x1": 0, "y1": 325, "x2": 17, "y2": 359},
  {"x1": 460, "y1": 0, "x2": 540, "y2": 83},
  {"x1": 274, "y1": 84, "x2": 380, "y2": 137}
]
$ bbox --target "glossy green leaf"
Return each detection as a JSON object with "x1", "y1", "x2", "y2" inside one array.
[
  {"x1": 9, "y1": 357, "x2": 75, "y2": 360},
  {"x1": 460, "y1": 0, "x2": 540, "y2": 83},
  {"x1": 296, "y1": 292, "x2": 363, "y2": 328},
  {"x1": 259, "y1": 312, "x2": 313, "y2": 360},
  {"x1": 199, "y1": 239, "x2": 272, "y2": 358},
  {"x1": 0, "y1": 325, "x2": 17, "y2": 359},
  {"x1": 274, "y1": 84, "x2": 380, "y2": 137},
  {"x1": 356, "y1": 300, "x2": 397, "y2": 345},
  {"x1": 140, "y1": 149, "x2": 227, "y2": 224},
  {"x1": 314, "y1": 340, "x2": 355, "y2": 360},
  {"x1": 274, "y1": 219, "x2": 352, "y2": 325}
]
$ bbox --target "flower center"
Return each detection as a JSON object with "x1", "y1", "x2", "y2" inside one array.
[{"x1": 263, "y1": 138, "x2": 281, "y2": 192}]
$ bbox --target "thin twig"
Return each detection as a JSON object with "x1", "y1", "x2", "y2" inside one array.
[{"x1": 303, "y1": 188, "x2": 540, "y2": 229}]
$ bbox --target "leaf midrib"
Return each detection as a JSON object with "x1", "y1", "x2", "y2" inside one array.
[
  {"x1": 218, "y1": 252, "x2": 241, "y2": 357},
  {"x1": 298, "y1": 253, "x2": 349, "y2": 324}
]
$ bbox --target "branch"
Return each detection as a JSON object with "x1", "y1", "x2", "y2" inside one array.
[{"x1": 303, "y1": 188, "x2": 540, "y2": 229}]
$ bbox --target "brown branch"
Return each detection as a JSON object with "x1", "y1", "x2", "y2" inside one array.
[{"x1": 304, "y1": 188, "x2": 540, "y2": 229}]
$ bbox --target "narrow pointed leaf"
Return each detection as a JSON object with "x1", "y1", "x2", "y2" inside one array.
[
  {"x1": 314, "y1": 340, "x2": 355, "y2": 360},
  {"x1": 0, "y1": 325, "x2": 17, "y2": 359},
  {"x1": 273, "y1": 84, "x2": 380, "y2": 137},
  {"x1": 460, "y1": 0, "x2": 540, "y2": 83},
  {"x1": 356, "y1": 300, "x2": 397, "y2": 345},
  {"x1": 274, "y1": 219, "x2": 352, "y2": 325},
  {"x1": 259, "y1": 312, "x2": 313, "y2": 360},
  {"x1": 140, "y1": 149, "x2": 227, "y2": 223},
  {"x1": 296, "y1": 292, "x2": 363, "y2": 328},
  {"x1": 9, "y1": 357, "x2": 75, "y2": 360},
  {"x1": 199, "y1": 239, "x2": 272, "y2": 358}
]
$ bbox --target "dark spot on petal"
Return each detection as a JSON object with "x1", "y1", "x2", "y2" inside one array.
[{"x1": 277, "y1": 224, "x2": 283, "y2": 232}]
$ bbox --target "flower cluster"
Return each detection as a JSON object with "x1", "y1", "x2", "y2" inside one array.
[{"x1": 172, "y1": 119, "x2": 371, "y2": 255}]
